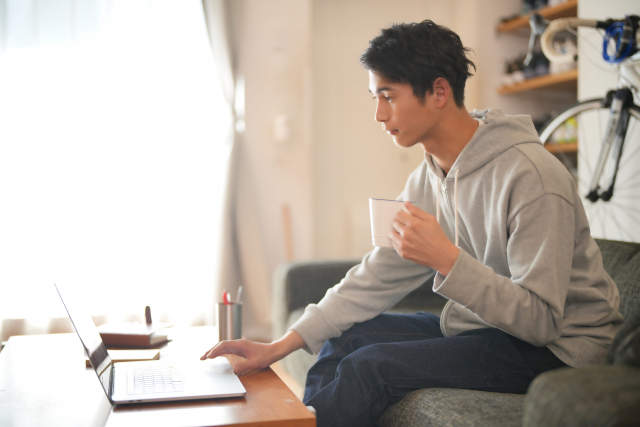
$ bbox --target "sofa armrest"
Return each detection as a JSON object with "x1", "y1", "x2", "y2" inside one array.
[
  {"x1": 523, "y1": 365, "x2": 640, "y2": 427},
  {"x1": 272, "y1": 260, "x2": 360, "y2": 339}
]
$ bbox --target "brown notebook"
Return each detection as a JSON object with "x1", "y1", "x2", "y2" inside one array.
[
  {"x1": 84, "y1": 349, "x2": 160, "y2": 367},
  {"x1": 97, "y1": 322, "x2": 172, "y2": 348}
]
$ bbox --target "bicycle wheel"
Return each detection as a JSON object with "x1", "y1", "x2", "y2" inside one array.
[{"x1": 539, "y1": 98, "x2": 640, "y2": 242}]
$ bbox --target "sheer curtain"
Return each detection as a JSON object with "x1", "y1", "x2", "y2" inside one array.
[
  {"x1": 0, "y1": 0, "x2": 232, "y2": 340},
  {"x1": 202, "y1": 0, "x2": 273, "y2": 341}
]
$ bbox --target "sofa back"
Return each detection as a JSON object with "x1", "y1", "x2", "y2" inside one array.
[{"x1": 595, "y1": 239, "x2": 640, "y2": 320}]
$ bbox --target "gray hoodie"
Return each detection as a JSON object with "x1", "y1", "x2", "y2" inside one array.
[{"x1": 291, "y1": 108, "x2": 624, "y2": 368}]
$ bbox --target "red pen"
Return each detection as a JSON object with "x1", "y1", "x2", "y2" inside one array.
[{"x1": 222, "y1": 290, "x2": 231, "y2": 305}]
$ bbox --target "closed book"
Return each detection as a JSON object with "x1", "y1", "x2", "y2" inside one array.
[
  {"x1": 84, "y1": 349, "x2": 160, "y2": 367},
  {"x1": 97, "y1": 322, "x2": 172, "y2": 348}
]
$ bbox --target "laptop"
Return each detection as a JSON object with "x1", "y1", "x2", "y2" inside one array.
[{"x1": 54, "y1": 283, "x2": 246, "y2": 404}]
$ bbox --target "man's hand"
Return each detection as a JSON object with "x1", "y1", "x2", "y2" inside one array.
[
  {"x1": 390, "y1": 201, "x2": 460, "y2": 276},
  {"x1": 200, "y1": 330, "x2": 305, "y2": 375}
]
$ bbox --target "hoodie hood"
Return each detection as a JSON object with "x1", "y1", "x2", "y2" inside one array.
[{"x1": 425, "y1": 108, "x2": 543, "y2": 180}]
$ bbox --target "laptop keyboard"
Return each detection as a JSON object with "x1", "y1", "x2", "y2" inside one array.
[{"x1": 127, "y1": 364, "x2": 184, "y2": 395}]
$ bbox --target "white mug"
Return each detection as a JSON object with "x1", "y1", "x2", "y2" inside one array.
[{"x1": 369, "y1": 198, "x2": 414, "y2": 248}]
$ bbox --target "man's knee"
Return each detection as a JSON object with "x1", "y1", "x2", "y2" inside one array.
[
  {"x1": 320, "y1": 316, "x2": 386, "y2": 356},
  {"x1": 335, "y1": 344, "x2": 389, "y2": 386}
]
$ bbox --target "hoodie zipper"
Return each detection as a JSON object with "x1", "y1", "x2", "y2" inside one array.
[{"x1": 441, "y1": 178, "x2": 454, "y2": 214}]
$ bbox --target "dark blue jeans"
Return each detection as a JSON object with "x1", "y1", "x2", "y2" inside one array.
[{"x1": 303, "y1": 312, "x2": 567, "y2": 427}]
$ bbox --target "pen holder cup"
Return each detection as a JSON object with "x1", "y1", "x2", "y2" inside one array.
[{"x1": 216, "y1": 302, "x2": 242, "y2": 341}]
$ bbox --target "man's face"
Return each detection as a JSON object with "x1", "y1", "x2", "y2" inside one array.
[{"x1": 368, "y1": 71, "x2": 438, "y2": 150}]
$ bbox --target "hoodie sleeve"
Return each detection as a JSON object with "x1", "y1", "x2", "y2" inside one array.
[
  {"x1": 290, "y1": 246, "x2": 434, "y2": 354},
  {"x1": 289, "y1": 164, "x2": 436, "y2": 354},
  {"x1": 433, "y1": 192, "x2": 575, "y2": 347}
]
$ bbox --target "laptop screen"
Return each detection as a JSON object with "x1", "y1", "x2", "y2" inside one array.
[{"x1": 54, "y1": 284, "x2": 114, "y2": 400}]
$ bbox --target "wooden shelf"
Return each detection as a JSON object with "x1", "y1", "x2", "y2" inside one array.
[
  {"x1": 498, "y1": 68, "x2": 578, "y2": 94},
  {"x1": 498, "y1": 0, "x2": 578, "y2": 32},
  {"x1": 545, "y1": 142, "x2": 578, "y2": 154}
]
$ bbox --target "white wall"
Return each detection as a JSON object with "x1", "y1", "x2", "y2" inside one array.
[
  {"x1": 311, "y1": 0, "x2": 451, "y2": 259},
  {"x1": 578, "y1": 0, "x2": 640, "y2": 242},
  {"x1": 230, "y1": 0, "x2": 315, "y2": 278}
]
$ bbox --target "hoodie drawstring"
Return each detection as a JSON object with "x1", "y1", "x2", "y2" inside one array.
[
  {"x1": 435, "y1": 170, "x2": 459, "y2": 248},
  {"x1": 454, "y1": 169, "x2": 459, "y2": 248},
  {"x1": 436, "y1": 182, "x2": 441, "y2": 224}
]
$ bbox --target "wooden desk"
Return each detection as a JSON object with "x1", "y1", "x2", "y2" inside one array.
[{"x1": 0, "y1": 328, "x2": 315, "y2": 427}]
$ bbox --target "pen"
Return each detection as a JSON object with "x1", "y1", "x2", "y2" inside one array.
[
  {"x1": 236, "y1": 286, "x2": 243, "y2": 304},
  {"x1": 222, "y1": 290, "x2": 231, "y2": 305},
  {"x1": 145, "y1": 306, "x2": 152, "y2": 325}
]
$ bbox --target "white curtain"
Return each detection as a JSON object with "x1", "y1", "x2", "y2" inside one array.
[
  {"x1": 0, "y1": 0, "x2": 233, "y2": 340},
  {"x1": 202, "y1": 0, "x2": 272, "y2": 341}
]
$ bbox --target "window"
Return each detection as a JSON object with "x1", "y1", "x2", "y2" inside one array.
[{"x1": 0, "y1": 0, "x2": 231, "y2": 328}]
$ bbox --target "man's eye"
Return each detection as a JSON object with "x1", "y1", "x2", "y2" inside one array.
[{"x1": 385, "y1": 97, "x2": 392, "y2": 101}]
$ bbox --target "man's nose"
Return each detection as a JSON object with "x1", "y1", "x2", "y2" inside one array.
[{"x1": 375, "y1": 101, "x2": 387, "y2": 123}]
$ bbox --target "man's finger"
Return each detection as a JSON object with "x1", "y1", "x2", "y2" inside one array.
[
  {"x1": 404, "y1": 201, "x2": 431, "y2": 220},
  {"x1": 391, "y1": 219, "x2": 406, "y2": 235},
  {"x1": 202, "y1": 340, "x2": 245, "y2": 360},
  {"x1": 200, "y1": 342, "x2": 222, "y2": 360},
  {"x1": 389, "y1": 230, "x2": 403, "y2": 251},
  {"x1": 395, "y1": 209, "x2": 412, "y2": 226}
]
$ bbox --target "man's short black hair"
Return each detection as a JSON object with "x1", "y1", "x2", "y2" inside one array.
[{"x1": 360, "y1": 20, "x2": 475, "y2": 108}]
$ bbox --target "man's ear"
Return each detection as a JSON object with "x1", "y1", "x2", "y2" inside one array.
[{"x1": 433, "y1": 78, "x2": 450, "y2": 108}]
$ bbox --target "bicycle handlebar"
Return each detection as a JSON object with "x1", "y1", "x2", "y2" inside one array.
[
  {"x1": 541, "y1": 16, "x2": 640, "y2": 65},
  {"x1": 540, "y1": 18, "x2": 598, "y2": 64}
]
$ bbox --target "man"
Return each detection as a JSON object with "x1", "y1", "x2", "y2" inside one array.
[{"x1": 202, "y1": 20, "x2": 623, "y2": 427}]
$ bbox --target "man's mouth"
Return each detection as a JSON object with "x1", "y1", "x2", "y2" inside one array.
[{"x1": 386, "y1": 129, "x2": 398, "y2": 135}]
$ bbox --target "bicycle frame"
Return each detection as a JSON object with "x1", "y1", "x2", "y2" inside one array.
[
  {"x1": 540, "y1": 17, "x2": 640, "y2": 202},
  {"x1": 586, "y1": 54, "x2": 639, "y2": 202},
  {"x1": 617, "y1": 51, "x2": 640, "y2": 92},
  {"x1": 587, "y1": 89, "x2": 633, "y2": 202}
]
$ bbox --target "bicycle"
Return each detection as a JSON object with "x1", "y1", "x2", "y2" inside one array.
[{"x1": 534, "y1": 14, "x2": 640, "y2": 241}]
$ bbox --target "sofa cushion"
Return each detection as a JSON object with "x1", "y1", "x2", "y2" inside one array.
[
  {"x1": 595, "y1": 239, "x2": 640, "y2": 320},
  {"x1": 377, "y1": 388, "x2": 524, "y2": 427},
  {"x1": 614, "y1": 250, "x2": 640, "y2": 320},
  {"x1": 522, "y1": 366, "x2": 640, "y2": 427},
  {"x1": 606, "y1": 312, "x2": 640, "y2": 368},
  {"x1": 596, "y1": 239, "x2": 640, "y2": 279}
]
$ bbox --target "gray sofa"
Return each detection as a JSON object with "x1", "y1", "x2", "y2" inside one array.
[{"x1": 272, "y1": 238, "x2": 640, "y2": 426}]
